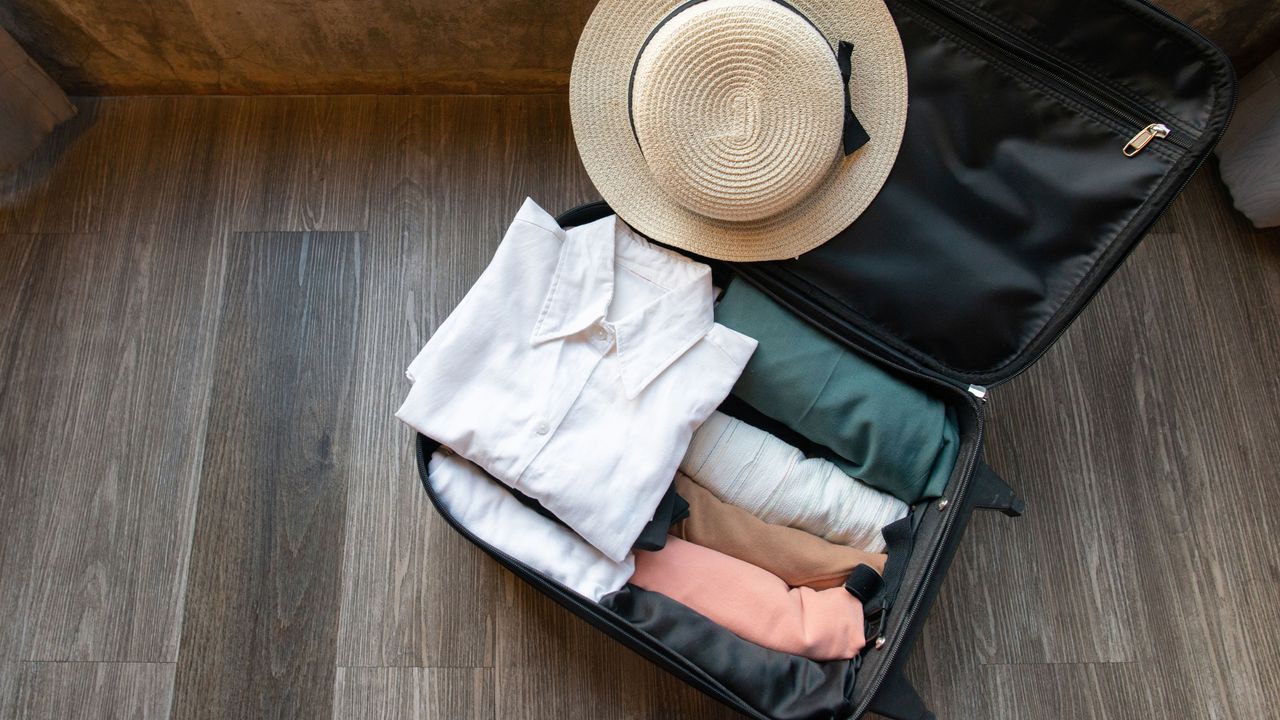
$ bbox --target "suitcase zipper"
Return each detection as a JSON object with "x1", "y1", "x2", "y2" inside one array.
[
  {"x1": 892, "y1": 0, "x2": 1192, "y2": 156},
  {"x1": 854, "y1": 394, "x2": 986, "y2": 718},
  {"x1": 1123, "y1": 123, "x2": 1171, "y2": 156}
]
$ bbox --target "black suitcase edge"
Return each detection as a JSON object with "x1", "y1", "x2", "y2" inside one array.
[
  {"x1": 862, "y1": 459, "x2": 1023, "y2": 720},
  {"x1": 413, "y1": 433, "x2": 776, "y2": 720}
]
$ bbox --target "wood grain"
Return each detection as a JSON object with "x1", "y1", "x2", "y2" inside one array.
[
  {"x1": 0, "y1": 97, "x2": 240, "y2": 669},
  {"x1": 0, "y1": 662, "x2": 15, "y2": 720},
  {"x1": 0, "y1": 102, "x2": 106, "y2": 234},
  {"x1": 225, "y1": 96, "x2": 377, "y2": 232},
  {"x1": 977, "y1": 663, "x2": 1160, "y2": 717},
  {"x1": 0, "y1": 228, "x2": 224, "y2": 665},
  {"x1": 0, "y1": 234, "x2": 40, "y2": 669},
  {"x1": 333, "y1": 97, "x2": 500, "y2": 670},
  {"x1": 2, "y1": 96, "x2": 1278, "y2": 718},
  {"x1": 170, "y1": 231, "x2": 363, "y2": 719},
  {"x1": 8, "y1": 662, "x2": 173, "y2": 720},
  {"x1": 332, "y1": 667, "x2": 494, "y2": 720}
]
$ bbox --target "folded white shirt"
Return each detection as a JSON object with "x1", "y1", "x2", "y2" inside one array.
[
  {"x1": 679, "y1": 411, "x2": 908, "y2": 552},
  {"x1": 398, "y1": 199, "x2": 756, "y2": 562},
  {"x1": 428, "y1": 448, "x2": 634, "y2": 602}
]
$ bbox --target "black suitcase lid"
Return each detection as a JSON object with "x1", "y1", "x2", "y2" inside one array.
[
  {"x1": 575, "y1": 0, "x2": 1236, "y2": 389},
  {"x1": 732, "y1": 0, "x2": 1237, "y2": 388}
]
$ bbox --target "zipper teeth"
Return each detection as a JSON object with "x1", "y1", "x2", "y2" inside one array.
[
  {"x1": 854, "y1": 398, "x2": 986, "y2": 717},
  {"x1": 895, "y1": 0, "x2": 1192, "y2": 150}
]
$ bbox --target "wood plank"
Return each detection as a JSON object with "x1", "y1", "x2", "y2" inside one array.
[
  {"x1": 0, "y1": 227, "x2": 224, "y2": 664},
  {"x1": 976, "y1": 662, "x2": 1159, "y2": 718},
  {"x1": 1105, "y1": 172, "x2": 1280, "y2": 718},
  {"x1": 0, "y1": 661, "x2": 15, "y2": 720},
  {"x1": 89, "y1": 97, "x2": 247, "y2": 240},
  {"x1": 331, "y1": 667, "x2": 493, "y2": 720},
  {"x1": 8, "y1": 662, "x2": 173, "y2": 720},
  {"x1": 226, "y1": 96, "x2": 376, "y2": 232},
  {"x1": 0, "y1": 234, "x2": 40, "y2": 666},
  {"x1": 334, "y1": 95, "x2": 595, "y2": 669},
  {"x1": 0, "y1": 97, "x2": 241, "y2": 667},
  {"x1": 171, "y1": 231, "x2": 362, "y2": 719}
]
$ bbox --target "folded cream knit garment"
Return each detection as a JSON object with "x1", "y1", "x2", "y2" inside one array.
[{"x1": 679, "y1": 411, "x2": 908, "y2": 552}]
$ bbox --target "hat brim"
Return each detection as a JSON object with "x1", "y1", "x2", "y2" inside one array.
[{"x1": 570, "y1": 0, "x2": 908, "y2": 262}]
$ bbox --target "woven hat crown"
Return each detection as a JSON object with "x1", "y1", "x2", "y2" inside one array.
[
  {"x1": 631, "y1": 0, "x2": 847, "y2": 222},
  {"x1": 570, "y1": 0, "x2": 908, "y2": 262}
]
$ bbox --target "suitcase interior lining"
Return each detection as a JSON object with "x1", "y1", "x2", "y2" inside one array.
[{"x1": 731, "y1": 0, "x2": 1229, "y2": 386}]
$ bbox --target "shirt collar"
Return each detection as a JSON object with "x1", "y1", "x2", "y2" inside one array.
[{"x1": 530, "y1": 214, "x2": 715, "y2": 399}]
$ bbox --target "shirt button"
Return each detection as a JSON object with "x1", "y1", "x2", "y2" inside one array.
[
  {"x1": 595, "y1": 328, "x2": 609, "y2": 341},
  {"x1": 534, "y1": 421, "x2": 550, "y2": 435}
]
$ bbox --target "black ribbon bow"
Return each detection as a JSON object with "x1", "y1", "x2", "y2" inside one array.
[{"x1": 837, "y1": 40, "x2": 871, "y2": 155}]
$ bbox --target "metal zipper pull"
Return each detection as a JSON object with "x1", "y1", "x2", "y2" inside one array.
[
  {"x1": 967, "y1": 384, "x2": 988, "y2": 403},
  {"x1": 1123, "y1": 123, "x2": 1170, "y2": 156}
]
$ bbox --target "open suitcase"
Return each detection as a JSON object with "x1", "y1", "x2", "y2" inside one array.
[{"x1": 413, "y1": 0, "x2": 1236, "y2": 716}]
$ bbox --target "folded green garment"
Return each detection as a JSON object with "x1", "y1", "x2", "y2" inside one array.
[{"x1": 714, "y1": 280, "x2": 958, "y2": 503}]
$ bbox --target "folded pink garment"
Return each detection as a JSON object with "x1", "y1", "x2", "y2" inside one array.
[{"x1": 629, "y1": 536, "x2": 866, "y2": 661}]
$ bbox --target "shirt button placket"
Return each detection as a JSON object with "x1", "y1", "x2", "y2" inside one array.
[{"x1": 594, "y1": 325, "x2": 613, "y2": 353}]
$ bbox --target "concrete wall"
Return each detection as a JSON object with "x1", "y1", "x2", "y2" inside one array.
[
  {"x1": 0, "y1": 0, "x2": 597, "y2": 94},
  {"x1": 0, "y1": 0, "x2": 1274, "y2": 95}
]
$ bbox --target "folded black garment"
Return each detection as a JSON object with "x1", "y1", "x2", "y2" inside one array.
[
  {"x1": 632, "y1": 483, "x2": 690, "y2": 552},
  {"x1": 603, "y1": 586, "x2": 856, "y2": 720}
]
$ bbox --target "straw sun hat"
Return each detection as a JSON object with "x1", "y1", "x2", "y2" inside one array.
[{"x1": 570, "y1": 0, "x2": 908, "y2": 261}]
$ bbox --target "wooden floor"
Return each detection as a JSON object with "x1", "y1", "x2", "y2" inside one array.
[{"x1": 0, "y1": 96, "x2": 1276, "y2": 720}]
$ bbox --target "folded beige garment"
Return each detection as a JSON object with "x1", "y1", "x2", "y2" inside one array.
[{"x1": 672, "y1": 473, "x2": 885, "y2": 590}]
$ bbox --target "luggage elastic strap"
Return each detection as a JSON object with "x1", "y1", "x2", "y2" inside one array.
[{"x1": 844, "y1": 564, "x2": 884, "y2": 603}]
